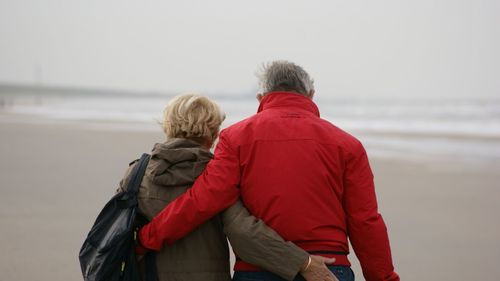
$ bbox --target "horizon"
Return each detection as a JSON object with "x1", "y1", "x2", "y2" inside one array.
[{"x1": 2, "y1": 81, "x2": 499, "y2": 102}]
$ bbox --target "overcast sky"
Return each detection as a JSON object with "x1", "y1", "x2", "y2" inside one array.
[{"x1": 0, "y1": 0, "x2": 499, "y2": 98}]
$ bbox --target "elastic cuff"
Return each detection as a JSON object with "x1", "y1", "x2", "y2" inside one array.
[{"x1": 285, "y1": 246, "x2": 310, "y2": 280}]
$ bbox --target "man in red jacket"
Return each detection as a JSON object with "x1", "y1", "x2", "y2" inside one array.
[{"x1": 139, "y1": 61, "x2": 399, "y2": 281}]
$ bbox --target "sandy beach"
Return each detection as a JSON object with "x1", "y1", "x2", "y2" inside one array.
[{"x1": 1, "y1": 119, "x2": 499, "y2": 281}]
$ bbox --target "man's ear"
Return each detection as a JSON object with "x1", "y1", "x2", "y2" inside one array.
[
  {"x1": 308, "y1": 90, "x2": 315, "y2": 99},
  {"x1": 256, "y1": 93, "x2": 264, "y2": 102}
]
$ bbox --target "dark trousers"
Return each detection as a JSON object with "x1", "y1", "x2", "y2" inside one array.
[{"x1": 233, "y1": 266, "x2": 355, "y2": 281}]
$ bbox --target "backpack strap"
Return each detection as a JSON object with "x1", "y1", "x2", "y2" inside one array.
[
  {"x1": 127, "y1": 153, "x2": 151, "y2": 194},
  {"x1": 116, "y1": 153, "x2": 151, "y2": 209},
  {"x1": 145, "y1": 252, "x2": 158, "y2": 281}
]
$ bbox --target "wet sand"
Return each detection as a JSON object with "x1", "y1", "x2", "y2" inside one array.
[{"x1": 0, "y1": 120, "x2": 499, "y2": 280}]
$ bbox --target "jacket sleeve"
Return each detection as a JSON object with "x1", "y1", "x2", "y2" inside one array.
[
  {"x1": 139, "y1": 130, "x2": 241, "y2": 250},
  {"x1": 222, "y1": 200, "x2": 308, "y2": 281},
  {"x1": 343, "y1": 142, "x2": 399, "y2": 281}
]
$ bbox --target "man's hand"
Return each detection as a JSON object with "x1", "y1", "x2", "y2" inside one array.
[{"x1": 300, "y1": 255, "x2": 339, "y2": 281}]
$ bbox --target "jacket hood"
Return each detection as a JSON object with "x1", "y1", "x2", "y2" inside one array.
[{"x1": 146, "y1": 138, "x2": 213, "y2": 187}]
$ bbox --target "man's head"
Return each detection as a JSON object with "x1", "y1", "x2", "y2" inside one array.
[
  {"x1": 162, "y1": 94, "x2": 225, "y2": 148},
  {"x1": 256, "y1": 60, "x2": 315, "y2": 101}
]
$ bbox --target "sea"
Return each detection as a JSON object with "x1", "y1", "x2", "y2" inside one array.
[{"x1": 1, "y1": 84, "x2": 499, "y2": 165}]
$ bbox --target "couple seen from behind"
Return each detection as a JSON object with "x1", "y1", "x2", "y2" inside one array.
[{"x1": 117, "y1": 61, "x2": 399, "y2": 281}]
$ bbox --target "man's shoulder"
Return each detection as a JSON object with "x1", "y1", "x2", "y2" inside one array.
[
  {"x1": 220, "y1": 114, "x2": 259, "y2": 136},
  {"x1": 316, "y1": 121, "x2": 366, "y2": 160},
  {"x1": 317, "y1": 117, "x2": 362, "y2": 146},
  {"x1": 221, "y1": 114, "x2": 363, "y2": 148}
]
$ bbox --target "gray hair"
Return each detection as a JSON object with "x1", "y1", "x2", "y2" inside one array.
[{"x1": 256, "y1": 60, "x2": 315, "y2": 96}]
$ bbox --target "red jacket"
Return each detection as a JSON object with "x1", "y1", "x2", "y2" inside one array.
[{"x1": 140, "y1": 92, "x2": 399, "y2": 281}]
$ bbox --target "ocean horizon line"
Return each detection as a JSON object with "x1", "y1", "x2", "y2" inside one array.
[{"x1": 2, "y1": 82, "x2": 499, "y2": 102}]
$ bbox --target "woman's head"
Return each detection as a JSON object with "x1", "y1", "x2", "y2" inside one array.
[{"x1": 162, "y1": 94, "x2": 225, "y2": 148}]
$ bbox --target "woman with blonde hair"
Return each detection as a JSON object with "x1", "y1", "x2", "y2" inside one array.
[{"x1": 117, "y1": 94, "x2": 324, "y2": 281}]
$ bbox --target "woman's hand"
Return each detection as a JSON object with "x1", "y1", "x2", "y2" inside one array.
[{"x1": 300, "y1": 255, "x2": 339, "y2": 281}]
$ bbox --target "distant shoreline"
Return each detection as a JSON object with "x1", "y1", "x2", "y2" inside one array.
[
  {"x1": 0, "y1": 82, "x2": 175, "y2": 98},
  {"x1": 2, "y1": 86, "x2": 499, "y2": 165}
]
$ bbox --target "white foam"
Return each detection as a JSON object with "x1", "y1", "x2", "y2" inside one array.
[{"x1": 2, "y1": 93, "x2": 499, "y2": 162}]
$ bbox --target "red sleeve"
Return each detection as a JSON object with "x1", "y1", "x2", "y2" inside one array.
[
  {"x1": 139, "y1": 130, "x2": 241, "y2": 250},
  {"x1": 343, "y1": 142, "x2": 399, "y2": 281}
]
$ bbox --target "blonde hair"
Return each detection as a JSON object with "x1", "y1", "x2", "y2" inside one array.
[{"x1": 162, "y1": 94, "x2": 225, "y2": 144}]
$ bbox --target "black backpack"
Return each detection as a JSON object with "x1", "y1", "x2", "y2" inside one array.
[{"x1": 79, "y1": 153, "x2": 156, "y2": 281}]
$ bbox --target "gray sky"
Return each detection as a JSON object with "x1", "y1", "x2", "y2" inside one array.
[{"x1": 0, "y1": 0, "x2": 499, "y2": 98}]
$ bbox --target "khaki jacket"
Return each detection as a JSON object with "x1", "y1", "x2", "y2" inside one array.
[{"x1": 119, "y1": 138, "x2": 307, "y2": 281}]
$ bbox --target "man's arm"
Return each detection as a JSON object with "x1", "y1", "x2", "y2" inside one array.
[
  {"x1": 343, "y1": 142, "x2": 399, "y2": 281},
  {"x1": 223, "y1": 200, "x2": 337, "y2": 281},
  {"x1": 139, "y1": 130, "x2": 241, "y2": 250}
]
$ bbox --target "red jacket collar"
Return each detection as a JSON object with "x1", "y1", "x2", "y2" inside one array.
[{"x1": 257, "y1": 91, "x2": 320, "y2": 117}]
